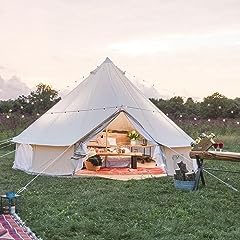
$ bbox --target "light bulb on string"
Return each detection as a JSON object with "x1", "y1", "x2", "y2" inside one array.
[
  {"x1": 21, "y1": 115, "x2": 25, "y2": 118},
  {"x1": 208, "y1": 119, "x2": 211, "y2": 122},
  {"x1": 20, "y1": 106, "x2": 24, "y2": 109},
  {"x1": 207, "y1": 103, "x2": 210, "y2": 107},
  {"x1": 180, "y1": 114, "x2": 182, "y2": 118},
  {"x1": 6, "y1": 115, "x2": 10, "y2": 119},
  {"x1": 36, "y1": 113, "x2": 40, "y2": 116},
  {"x1": 223, "y1": 119, "x2": 226, "y2": 122},
  {"x1": 9, "y1": 109, "x2": 12, "y2": 112},
  {"x1": 237, "y1": 122, "x2": 240, "y2": 125},
  {"x1": 194, "y1": 117, "x2": 197, "y2": 121},
  {"x1": 231, "y1": 111, "x2": 234, "y2": 114},
  {"x1": 218, "y1": 106, "x2": 222, "y2": 109}
]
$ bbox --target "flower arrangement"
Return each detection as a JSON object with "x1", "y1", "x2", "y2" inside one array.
[
  {"x1": 191, "y1": 132, "x2": 215, "y2": 151},
  {"x1": 128, "y1": 130, "x2": 140, "y2": 140}
]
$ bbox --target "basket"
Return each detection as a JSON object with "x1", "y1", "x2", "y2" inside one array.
[{"x1": 174, "y1": 179, "x2": 196, "y2": 191}]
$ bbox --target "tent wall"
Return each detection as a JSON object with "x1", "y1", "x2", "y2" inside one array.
[
  {"x1": 163, "y1": 146, "x2": 196, "y2": 175},
  {"x1": 31, "y1": 145, "x2": 74, "y2": 175},
  {"x1": 13, "y1": 143, "x2": 33, "y2": 172}
]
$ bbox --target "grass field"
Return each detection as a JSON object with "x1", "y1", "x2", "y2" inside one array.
[{"x1": 0, "y1": 127, "x2": 240, "y2": 240}]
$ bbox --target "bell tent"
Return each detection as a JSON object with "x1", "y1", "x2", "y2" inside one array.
[{"x1": 12, "y1": 58, "x2": 196, "y2": 175}]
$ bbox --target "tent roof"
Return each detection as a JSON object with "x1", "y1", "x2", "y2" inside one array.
[{"x1": 13, "y1": 57, "x2": 193, "y2": 147}]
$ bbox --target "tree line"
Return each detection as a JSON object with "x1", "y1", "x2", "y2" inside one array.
[
  {"x1": 150, "y1": 92, "x2": 240, "y2": 119},
  {"x1": 0, "y1": 84, "x2": 239, "y2": 135}
]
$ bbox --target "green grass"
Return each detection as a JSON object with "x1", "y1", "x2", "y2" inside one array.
[{"x1": 0, "y1": 134, "x2": 240, "y2": 239}]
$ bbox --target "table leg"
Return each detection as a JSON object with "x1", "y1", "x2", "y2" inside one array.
[{"x1": 131, "y1": 156, "x2": 137, "y2": 169}]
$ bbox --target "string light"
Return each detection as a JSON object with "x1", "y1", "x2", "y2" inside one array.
[
  {"x1": 21, "y1": 115, "x2": 25, "y2": 118},
  {"x1": 20, "y1": 106, "x2": 24, "y2": 109},
  {"x1": 218, "y1": 106, "x2": 222, "y2": 109},
  {"x1": 180, "y1": 114, "x2": 182, "y2": 118},
  {"x1": 223, "y1": 119, "x2": 226, "y2": 122},
  {"x1": 208, "y1": 119, "x2": 211, "y2": 122},
  {"x1": 207, "y1": 103, "x2": 210, "y2": 106},
  {"x1": 237, "y1": 122, "x2": 239, "y2": 125},
  {"x1": 194, "y1": 117, "x2": 197, "y2": 121},
  {"x1": 231, "y1": 111, "x2": 234, "y2": 114},
  {"x1": 6, "y1": 115, "x2": 10, "y2": 119},
  {"x1": 9, "y1": 109, "x2": 12, "y2": 112}
]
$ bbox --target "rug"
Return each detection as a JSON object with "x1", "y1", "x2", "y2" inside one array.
[
  {"x1": 0, "y1": 214, "x2": 37, "y2": 240},
  {"x1": 76, "y1": 167, "x2": 166, "y2": 175}
]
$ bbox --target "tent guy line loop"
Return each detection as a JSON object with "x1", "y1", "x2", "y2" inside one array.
[
  {"x1": 16, "y1": 145, "x2": 73, "y2": 194},
  {"x1": 0, "y1": 139, "x2": 12, "y2": 146},
  {"x1": 0, "y1": 142, "x2": 15, "y2": 150},
  {"x1": 0, "y1": 138, "x2": 12, "y2": 144}
]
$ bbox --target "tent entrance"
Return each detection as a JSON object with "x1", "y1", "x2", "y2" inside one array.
[{"x1": 75, "y1": 112, "x2": 164, "y2": 171}]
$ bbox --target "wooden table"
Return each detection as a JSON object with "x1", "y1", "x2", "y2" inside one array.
[
  {"x1": 190, "y1": 150, "x2": 240, "y2": 162},
  {"x1": 97, "y1": 152, "x2": 142, "y2": 169}
]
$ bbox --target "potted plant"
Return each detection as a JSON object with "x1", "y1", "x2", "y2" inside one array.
[
  {"x1": 85, "y1": 152, "x2": 103, "y2": 171},
  {"x1": 128, "y1": 130, "x2": 140, "y2": 146}
]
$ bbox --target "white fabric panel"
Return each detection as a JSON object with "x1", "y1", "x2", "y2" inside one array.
[
  {"x1": 163, "y1": 146, "x2": 196, "y2": 176},
  {"x1": 72, "y1": 143, "x2": 88, "y2": 172},
  {"x1": 125, "y1": 108, "x2": 192, "y2": 147},
  {"x1": 31, "y1": 145, "x2": 74, "y2": 175},
  {"x1": 13, "y1": 58, "x2": 192, "y2": 148},
  {"x1": 13, "y1": 109, "x2": 118, "y2": 146},
  {"x1": 152, "y1": 145, "x2": 166, "y2": 168},
  {"x1": 13, "y1": 144, "x2": 33, "y2": 171}
]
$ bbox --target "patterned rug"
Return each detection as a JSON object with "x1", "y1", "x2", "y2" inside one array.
[
  {"x1": 76, "y1": 167, "x2": 166, "y2": 175},
  {"x1": 0, "y1": 214, "x2": 37, "y2": 240}
]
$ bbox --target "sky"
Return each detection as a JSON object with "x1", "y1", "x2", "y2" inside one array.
[{"x1": 0, "y1": 0, "x2": 240, "y2": 100}]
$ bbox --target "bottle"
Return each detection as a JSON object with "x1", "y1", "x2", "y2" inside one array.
[{"x1": 10, "y1": 204, "x2": 16, "y2": 214}]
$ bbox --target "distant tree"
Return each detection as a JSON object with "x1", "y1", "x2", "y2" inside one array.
[
  {"x1": 167, "y1": 96, "x2": 184, "y2": 118},
  {"x1": 184, "y1": 97, "x2": 200, "y2": 118},
  {"x1": 149, "y1": 98, "x2": 168, "y2": 114},
  {"x1": 16, "y1": 83, "x2": 61, "y2": 115},
  {"x1": 200, "y1": 92, "x2": 235, "y2": 119}
]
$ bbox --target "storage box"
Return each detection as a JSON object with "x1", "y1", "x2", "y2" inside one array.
[{"x1": 174, "y1": 179, "x2": 196, "y2": 191}]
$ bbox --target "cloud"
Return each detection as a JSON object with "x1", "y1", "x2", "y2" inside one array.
[{"x1": 0, "y1": 75, "x2": 31, "y2": 100}]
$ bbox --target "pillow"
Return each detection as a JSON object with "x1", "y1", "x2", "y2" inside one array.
[{"x1": 107, "y1": 137, "x2": 117, "y2": 146}]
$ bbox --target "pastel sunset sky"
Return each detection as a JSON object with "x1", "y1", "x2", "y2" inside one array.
[{"x1": 1, "y1": 0, "x2": 240, "y2": 100}]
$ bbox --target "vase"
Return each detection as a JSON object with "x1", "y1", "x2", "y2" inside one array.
[
  {"x1": 131, "y1": 140, "x2": 136, "y2": 146},
  {"x1": 84, "y1": 161, "x2": 101, "y2": 171}
]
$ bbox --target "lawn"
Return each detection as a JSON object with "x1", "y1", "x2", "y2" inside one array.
[{"x1": 0, "y1": 129, "x2": 240, "y2": 240}]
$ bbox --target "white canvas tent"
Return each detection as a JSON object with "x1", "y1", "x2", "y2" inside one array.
[{"x1": 12, "y1": 57, "x2": 196, "y2": 175}]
